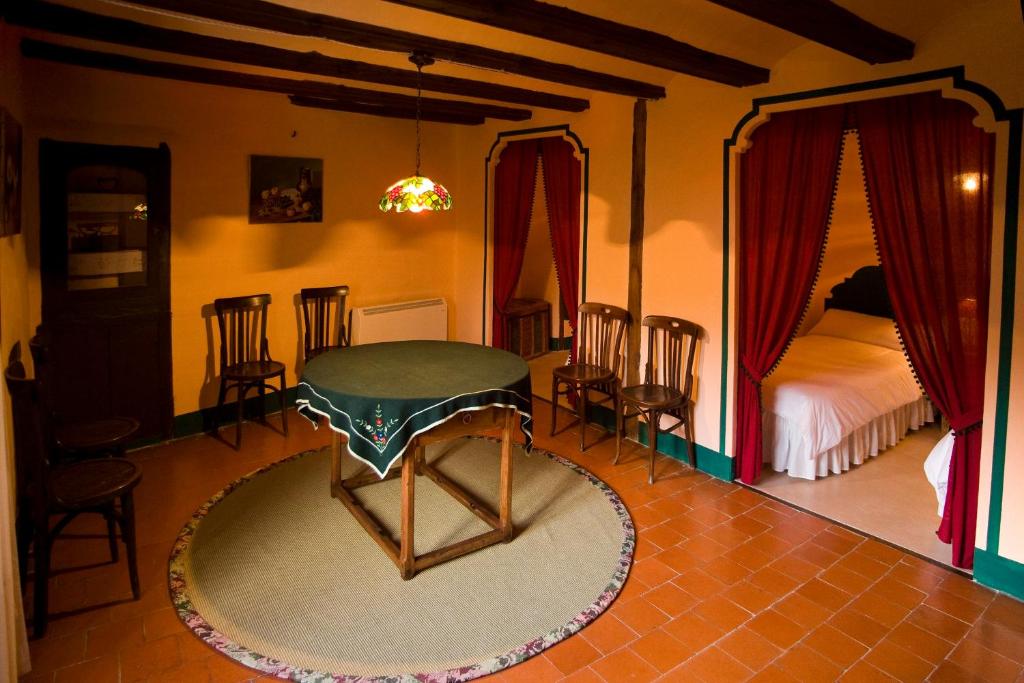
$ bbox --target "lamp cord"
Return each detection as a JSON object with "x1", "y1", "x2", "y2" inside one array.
[{"x1": 415, "y1": 63, "x2": 422, "y2": 177}]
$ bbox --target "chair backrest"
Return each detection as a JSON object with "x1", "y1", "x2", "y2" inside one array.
[
  {"x1": 214, "y1": 294, "x2": 273, "y2": 370},
  {"x1": 642, "y1": 315, "x2": 701, "y2": 400},
  {"x1": 5, "y1": 342, "x2": 49, "y2": 501},
  {"x1": 300, "y1": 285, "x2": 350, "y2": 361},
  {"x1": 576, "y1": 302, "x2": 630, "y2": 378}
]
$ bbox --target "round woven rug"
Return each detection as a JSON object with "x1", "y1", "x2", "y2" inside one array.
[{"x1": 169, "y1": 438, "x2": 634, "y2": 681}]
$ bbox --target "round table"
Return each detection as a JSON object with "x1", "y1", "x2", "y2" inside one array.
[{"x1": 296, "y1": 340, "x2": 533, "y2": 578}]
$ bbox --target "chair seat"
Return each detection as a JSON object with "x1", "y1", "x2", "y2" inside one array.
[
  {"x1": 223, "y1": 360, "x2": 285, "y2": 380},
  {"x1": 553, "y1": 363, "x2": 615, "y2": 385},
  {"x1": 620, "y1": 384, "x2": 686, "y2": 409},
  {"x1": 55, "y1": 417, "x2": 140, "y2": 452},
  {"x1": 50, "y1": 458, "x2": 141, "y2": 509}
]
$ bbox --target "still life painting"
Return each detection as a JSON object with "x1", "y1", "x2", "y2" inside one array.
[
  {"x1": 249, "y1": 155, "x2": 323, "y2": 223},
  {"x1": 0, "y1": 107, "x2": 22, "y2": 236}
]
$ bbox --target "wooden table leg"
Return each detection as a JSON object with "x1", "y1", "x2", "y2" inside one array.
[
  {"x1": 331, "y1": 432, "x2": 342, "y2": 498},
  {"x1": 499, "y1": 408, "x2": 515, "y2": 542},
  {"x1": 400, "y1": 445, "x2": 416, "y2": 580}
]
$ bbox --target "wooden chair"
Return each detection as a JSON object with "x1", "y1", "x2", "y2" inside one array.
[
  {"x1": 551, "y1": 302, "x2": 630, "y2": 451},
  {"x1": 29, "y1": 331, "x2": 140, "y2": 461},
  {"x1": 6, "y1": 342, "x2": 142, "y2": 638},
  {"x1": 616, "y1": 316, "x2": 700, "y2": 483},
  {"x1": 213, "y1": 294, "x2": 288, "y2": 450},
  {"x1": 300, "y1": 285, "x2": 351, "y2": 362}
]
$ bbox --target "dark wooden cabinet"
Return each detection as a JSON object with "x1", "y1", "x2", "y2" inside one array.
[
  {"x1": 504, "y1": 298, "x2": 550, "y2": 360},
  {"x1": 39, "y1": 140, "x2": 172, "y2": 440}
]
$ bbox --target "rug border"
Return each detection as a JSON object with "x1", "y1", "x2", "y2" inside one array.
[{"x1": 167, "y1": 439, "x2": 636, "y2": 682}]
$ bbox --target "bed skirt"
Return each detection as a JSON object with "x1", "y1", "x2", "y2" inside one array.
[{"x1": 765, "y1": 396, "x2": 935, "y2": 480}]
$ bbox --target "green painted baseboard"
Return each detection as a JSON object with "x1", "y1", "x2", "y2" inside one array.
[
  {"x1": 173, "y1": 386, "x2": 298, "y2": 438},
  {"x1": 974, "y1": 547, "x2": 1024, "y2": 601},
  {"x1": 549, "y1": 337, "x2": 572, "y2": 351},
  {"x1": 588, "y1": 405, "x2": 735, "y2": 481}
]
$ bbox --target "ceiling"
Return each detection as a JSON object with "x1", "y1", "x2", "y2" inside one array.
[{"x1": 15, "y1": 0, "x2": 999, "y2": 115}]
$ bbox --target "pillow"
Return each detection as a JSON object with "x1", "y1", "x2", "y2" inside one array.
[{"x1": 806, "y1": 308, "x2": 903, "y2": 351}]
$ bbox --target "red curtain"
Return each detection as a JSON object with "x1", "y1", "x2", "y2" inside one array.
[
  {"x1": 855, "y1": 93, "x2": 994, "y2": 569},
  {"x1": 539, "y1": 138, "x2": 582, "y2": 361},
  {"x1": 735, "y1": 105, "x2": 847, "y2": 484},
  {"x1": 492, "y1": 140, "x2": 539, "y2": 350}
]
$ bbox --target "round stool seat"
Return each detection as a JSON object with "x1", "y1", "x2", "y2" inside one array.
[
  {"x1": 50, "y1": 458, "x2": 141, "y2": 509},
  {"x1": 55, "y1": 417, "x2": 140, "y2": 454}
]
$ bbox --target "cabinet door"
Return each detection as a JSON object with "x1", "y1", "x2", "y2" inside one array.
[{"x1": 40, "y1": 140, "x2": 172, "y2": 440}]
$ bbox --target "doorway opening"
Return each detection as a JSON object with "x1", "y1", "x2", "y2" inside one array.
[{"x1": 487, "y1": 134, "x2": 583, "y2": 407}]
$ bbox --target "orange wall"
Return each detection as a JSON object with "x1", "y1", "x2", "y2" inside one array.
[
  {"x1": 514, "y1": 163, "x2": 564, "y2": 334},
  {"x1": 801, "y1": 132, "x2": 879, "y2": 334},
  {"x1": 16, "y1": 50, "x2": 461, "y2": 416}
]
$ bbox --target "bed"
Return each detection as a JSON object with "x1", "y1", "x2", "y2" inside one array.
[{"x1": 763, "y1": 266, "x2": 935, "y2": 479}]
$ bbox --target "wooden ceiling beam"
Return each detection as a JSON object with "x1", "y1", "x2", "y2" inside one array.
[
  {"x1": 706, "y1": 0, "x2": 914, "y2": 64},
  {"x1": 3, "y1": 1, "x2": 588, "y2": 112},
  {"x1": 123, "y1": 0, "x2": 667, "y2": 99},
  {"x1": 20, "y1": 40, "x2": 533, "y2": 121},
  {"x1": 382, "y1": 0, "x2": 769, "y2": 86},
  {"x1": 288, "y1": 95, "x2": 484, "y2": 125}
]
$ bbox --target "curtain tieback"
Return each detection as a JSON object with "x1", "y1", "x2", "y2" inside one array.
[
  {"x1": 739, "y1": 362, "x2": 762, "y2": 387},
  {"x1": 953, "y1": 419, "x2": 983, "y2": 436}
]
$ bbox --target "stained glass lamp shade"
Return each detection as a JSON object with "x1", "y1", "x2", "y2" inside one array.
[
  {"x1": 379, "y1": 176, "x2": 452, "y2": 213},
  {"x1": 379, "y1": 52, "x2": 452, "y2": 214}
]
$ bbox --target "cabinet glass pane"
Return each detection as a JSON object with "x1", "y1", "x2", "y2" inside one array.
[{"x1": 66, "y1": 165, "x2": 148, "y2": 290}]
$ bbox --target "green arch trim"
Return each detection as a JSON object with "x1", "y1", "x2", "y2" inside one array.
[
  {"x1": 720, "y1": 67, "x2": 1021, "y2": 561},
  {"x1": 482, "y1": 125, "x2": 590, "y2": 345}
]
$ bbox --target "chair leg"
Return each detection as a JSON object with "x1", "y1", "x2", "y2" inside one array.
[
  {"x1": 235, "y1": 383, "x2": 249, "y2": 451},
  {"x1": 614, "y1": 399, "x2": 623, "y2": 465},
  {"x1": 33, "y1": 527, "x2": 50, "y2": 638},
  {"x1": 258, "y1": 383, "x2": 267, "y2": 423},
  {"x1": 105, "y1": 509, "x2": 119, "y2": 562},
  {"x1": 578, "y1": 386, "x2": 589, "y2": 452},
  {"x1": 121, "y1": 491, "x2": 140, "y2": 600},
  {"x1": 279, "y1": 372, "x2": 289, "y2": 435},
  {"x1": 214, "y1": 378, "x2": 227, "y2": 434},
  {"x1": 15, "y1": 509, "x2": 32, "y2": 589},
  {"x1": 648, "y1": 410, "x2": 660, "y2": 485},
  {"x1": 550, "y1": 376, "x2": 559, "y2": 436},
  {"x1": 684, "y1": 410, "x2": 697, "y2": 468}
]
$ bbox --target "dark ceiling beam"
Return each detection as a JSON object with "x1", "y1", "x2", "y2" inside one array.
[
  {"x1": 382, "y1": 0, "x2": 769, "y2": 87},
  {"x1": 2, "y1": 1, "x2": 588, "y2": 112},
  {"x1": 123, "y1": 0, "x2": 667, "y2": 99},
  {"x1": 288, "y1": 95, "x2": 484, "y2": 125},
  {"x1": 706, "y1": 0, "x2": 914, "y2": 64},
  {"x1": 20, "y1": 40, "x2": 533, "y2": 121}
]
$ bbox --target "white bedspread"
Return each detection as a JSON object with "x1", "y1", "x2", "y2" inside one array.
[{"x1": 763, "y1": 334, "x2": 926, "y2": 478}]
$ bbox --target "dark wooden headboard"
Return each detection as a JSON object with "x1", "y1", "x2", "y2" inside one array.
[{"x1": 823, "y1": 265, "x2": 894, "y2": 319}]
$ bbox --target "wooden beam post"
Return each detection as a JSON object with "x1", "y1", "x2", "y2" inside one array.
[{"x1": 626, "y1": 99, "x2": 647, "y2": 397}]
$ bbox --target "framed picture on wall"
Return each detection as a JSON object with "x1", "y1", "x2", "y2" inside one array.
[
  {"x1": 0, "y1": 107, "x2": 23, "y2": 236},
  {"x1": 249, "y1": 155, "x2": 323, "y2": 223}
]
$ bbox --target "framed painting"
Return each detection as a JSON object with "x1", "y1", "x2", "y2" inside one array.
[
  {"x1": 249, "y1": 155, "x2": 323, "y2": 223},
  {"x1": 1, "y1": 108, "x2": 22, "y2": 236}
]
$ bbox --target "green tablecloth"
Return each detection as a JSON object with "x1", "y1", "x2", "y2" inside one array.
[{"x1": 297, "y1": 341, "x2": 533, "y2": 477}]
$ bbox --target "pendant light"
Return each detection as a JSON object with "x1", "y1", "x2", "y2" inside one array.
[{"x1": 379, "y1": 52, "x2": 453, "y2": 213}]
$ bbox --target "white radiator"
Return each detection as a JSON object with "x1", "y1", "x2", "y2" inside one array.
[{"x1": 350, "y1": 298, "x2": 448, "y2": 345}]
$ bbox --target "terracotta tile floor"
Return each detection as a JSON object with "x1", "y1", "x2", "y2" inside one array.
[{"x1": 17, "y1": 403, "x2": 1024, "y2": 682}]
